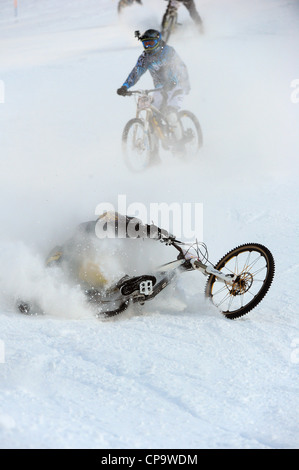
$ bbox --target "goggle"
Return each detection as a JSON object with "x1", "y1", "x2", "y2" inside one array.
[{"x1": 142, "y1": 39, "x2": 158, "y2": 48}]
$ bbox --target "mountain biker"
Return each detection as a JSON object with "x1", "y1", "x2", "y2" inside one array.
[
  {"x1": 117, "y1": 29, "x2": 190, "y2": 148},
  {"x1": 45, "y1": 211, "x2": 174, "y2": 291},
  {"x1": 17, "y1": 211, "x2": 175, "y2": 315},
  {"x1": 165, "y1": 0, "x2": 203, "y2": 32}
]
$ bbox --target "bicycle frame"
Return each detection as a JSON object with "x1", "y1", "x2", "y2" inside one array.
[
  {"x1": 161, "y1": 239, "x2": 236, "y2": 286},
  {"x1": 137, "y1": 239, "x2": 238, "y2": 311},
  {"x1": 99, "y1": 238, "x2": 236, "y2": 309},
  {"x1": 122, "y1": 88, "x2": 203, "y2": 169},
  {"x1": 127, "y1": 89, "x2": 176, "y2": 145}
]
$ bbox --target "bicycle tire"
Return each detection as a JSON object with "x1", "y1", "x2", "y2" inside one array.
[
  {"x1": 101, "y1": 300, "x2": 130, "y2": 318},
  {"x1": 205, "y1": 243, "x2": 275, "y2": 319},
  {"x1": 161, "y1": 12, "x2": 177, "y2": 43},
  {"x1": 122, "y1": 118, "x2": 152, "y2": 172},
  {"x1": 178, "y1": 110, "x2": 203, "y2": 157}
]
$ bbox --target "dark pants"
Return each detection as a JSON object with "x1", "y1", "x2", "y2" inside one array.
[{"x1": 181, "y1": 0, "x2": 203, "y2": 25}]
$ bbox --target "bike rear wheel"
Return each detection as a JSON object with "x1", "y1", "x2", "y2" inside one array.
[
  {"x1": 178, "y1": 110, "x2": 203, "y2": 158},
  {"x1": 122, "y1": 118, "x2": 152, "y2": 172},
  {"x1": 205, "y1": 243, "x2": 275, "y2": 319}
]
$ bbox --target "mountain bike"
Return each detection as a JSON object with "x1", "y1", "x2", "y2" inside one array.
[
  {"x1": 121, "y1": 88, "x2": 203, "y2": 172},
  {"x1": 85, "y1": 238, "x2": 275, "y2": 320},
  {"x1": 161, "y1": 0, "x2": 204, "y2": 42},
  {"x1": 17, "y1": 236, "x2": 275, "y2": 320},
  {"x1": 161, "y1": 0, "x2": 180, "y2": 43}
]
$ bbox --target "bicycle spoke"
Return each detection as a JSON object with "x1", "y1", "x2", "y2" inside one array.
[
  {"x1": 212, "y1": 284, "x2": 230, "y2": 296},
  {"x1": 215, "y1": 290, "x2": 232, "y2": 308},
  {"x1": 251, "y1": 265, "x2": 267, "y2": 277}
]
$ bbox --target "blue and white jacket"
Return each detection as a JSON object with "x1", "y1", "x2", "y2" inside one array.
[{"x1": 123, "y1": 43, "x2": 190, "y2": 94}]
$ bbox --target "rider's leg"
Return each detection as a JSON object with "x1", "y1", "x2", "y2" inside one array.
[
  {"x1": 164, "y1": 88, "x2": 184, "y2": 142},
  {"x1": 152, "y1": 89, "x2": 167, "y2": 128},
  {"x1": 165, "y1": 110, "x2": 183, "y2": 141},
  {"x1": 152, "y1": 89, "x2": 164, "y2": 111},
  {"x1": 182, "y1": 0, "x2": 203, "y2": 31},
  {"x1": 78, "y1": 260, "x2": 108, "y2": 290},
  {"x1": 118, "y1": 0, "x2": 141, "y2": 12}
]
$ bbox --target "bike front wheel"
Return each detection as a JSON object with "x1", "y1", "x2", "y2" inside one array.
[
  {"x1": 161, "y1": 11, "x2": 177, "y2": 43},
  {"x1": 205, "y1": 243, "x2": 275, "y2": 319},
  {"x1": 178, "y1": 110, "x2": 203, "y2": 158},
  {"x1": 122, "y1": 118, "x2": 152, "y2": 172}
]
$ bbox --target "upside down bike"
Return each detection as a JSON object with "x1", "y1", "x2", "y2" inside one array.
[
  {"x1": 84, "y1": 238, "x2": 275, "y2": 320},
  {"x1": 121, "y1": 88, "x2": 203, "y2": 172},
  {"x1": 17, "y1": 237, "x2": 275, "y2": 320}
]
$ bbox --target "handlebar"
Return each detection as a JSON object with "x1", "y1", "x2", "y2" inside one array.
[
  {"x1": 160, "y1": 235, "x2": 178, "y2": 246},
  {"x1": 160, "y1": 236, "x2": 210, "y2": 264},
  {"x1": 160, "y1": 236, "x2": 184, "y2": 252},
  {"x1": 124, "y1": 88, "x2": 163, "y2": 97}
]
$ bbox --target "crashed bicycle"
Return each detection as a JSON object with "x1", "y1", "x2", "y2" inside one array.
[{"x1": 86, "y1": 237, "x2": 275, "y2": 320}]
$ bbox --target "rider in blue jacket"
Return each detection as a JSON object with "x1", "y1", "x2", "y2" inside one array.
[{"x1": 117, "y1": 29, "x2": 190, "y2": 145}]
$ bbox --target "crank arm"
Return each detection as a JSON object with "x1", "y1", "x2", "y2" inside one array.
[{"x1": 191, "y1": 259, "x2": 236, "y2": 285}]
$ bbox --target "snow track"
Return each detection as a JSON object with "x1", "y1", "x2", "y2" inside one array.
[{"x1": 0, "y1": 0, "x2": 298, "y2": 449}]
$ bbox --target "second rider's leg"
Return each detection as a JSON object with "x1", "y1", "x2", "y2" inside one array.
[
  {"x1": 164, "y1": 88, "x2": 184, "y2": 142},
  {"x1": 182, "y1": 0, "x2": 203, "y2": 32}
]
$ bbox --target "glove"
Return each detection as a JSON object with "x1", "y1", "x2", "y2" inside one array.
[
  {"x1": 160, "y1": 235, "x2": 176, "y2": 246},
  {"x1": 117, "y1": 86, "x2": 128, "y2": 96},
  {"x1": 145, "y1": 224, "x2": 167, "y2": 240},
  {"x1": 156, "y1": 227, "x2": 176, "y2": 244},
  {"x1": 159, "y1": 228, "x2": 171, "y2": 239}
]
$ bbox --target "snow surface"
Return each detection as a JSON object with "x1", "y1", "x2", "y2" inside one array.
[{"x1": 0, "y1": 0, "x2": 298, "y2": 449}]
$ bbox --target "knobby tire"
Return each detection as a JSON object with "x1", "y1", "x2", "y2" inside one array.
[{"x1": 205, "y1": 243, "x2": 275, "y2": 319}]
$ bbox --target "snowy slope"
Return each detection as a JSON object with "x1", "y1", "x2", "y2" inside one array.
[{"x1": 0, "y1": 0, "x2": 298, "y2": 449}]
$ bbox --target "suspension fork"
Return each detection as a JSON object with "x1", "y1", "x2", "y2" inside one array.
[
  {"x1": 135, "y1": 109, "x2": 151, "y2": 133},
  {"x1": 132, "y1": 110, "x2": 150, "y2": 148},
  {"x1": 190, "y1": 259, "x2": 236, "y2": 285}
]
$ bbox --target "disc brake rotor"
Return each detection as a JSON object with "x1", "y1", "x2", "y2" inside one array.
[{"x1": 229, "y1": 272, "x2": 253, "y2": 296}]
